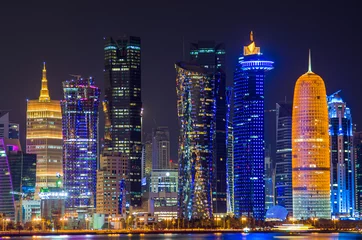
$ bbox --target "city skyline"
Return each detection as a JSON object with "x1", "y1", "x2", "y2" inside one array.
[
  {"x1": 1, "y1": 1, "x2": 362, "y2": 228},
  {"x1": 1, "y1": 1, "x2": 361, "y2": 162}
]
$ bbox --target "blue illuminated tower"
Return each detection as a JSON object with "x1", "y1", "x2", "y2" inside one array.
[
  {"x1": 233, "y1": 32, "x2": 274, "y2": 220},
  {"x1": 61, "y1": 76, "x2": 100, "y2": 214},
  {"x1": 328, "y1": 91, "x2": 355, "y2": 217},
  {"x1": 226, "y1": 87, "x2": 234, "y2": 214}
]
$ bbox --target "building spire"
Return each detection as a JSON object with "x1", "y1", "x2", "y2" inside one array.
[
  {"x1": 250, "y1": 31, "x2": 254, "y2": 42},
  {"x1": 39, "y1": 62, "x2": 50, "y2": 101},
  {"x1": 308, "y1": 49, "x2": 312, "y2": 73}
]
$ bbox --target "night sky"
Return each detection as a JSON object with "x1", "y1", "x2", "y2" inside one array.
[{"x1": 1, "y1": 1, "x2": 361, "y2": 161}]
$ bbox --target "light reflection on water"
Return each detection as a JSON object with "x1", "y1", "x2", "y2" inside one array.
[{"x1": 6, "y1": 233, "x2": 362, "y2": 240}]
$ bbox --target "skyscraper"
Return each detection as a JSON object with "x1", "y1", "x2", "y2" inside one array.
[
  {"x1": 103, "y1": 36, "x2": 142, "y2": 208},
  {"x1": 176, "y1": 62, "x2": 214, "y2": 220},
  {"x1": 0, "y1": 138, "x2": 15, "y2": 220},
  {"x1": 0, "y1": 112, "x2": 19, "y2": 140},
  {"x1": 5, "y1": 139, "x2": 37, "y2": 200},
  {"x1": 226, "y1": 87, "x2": 234, "y2": 214},
  {"x1": 190, "y1": 40, "x2": 227, "y2": 215},
  {"x1": 233, "y1": 32, "x2": 274, "y2": 220},
  {"x1": 275, "y1": 102, "x2": 293, "y2": 214},
  {"x1": 26, "y1": 63, "x2": 63, "y2": 196},
  {"x1": 152, "y1": 127, "x2": 170, "y2": 170},
  {"x1": 96, "y1": 154, "x2": 128, "y2": 217},
  {"x1": 61, "y1": 76, "x2": 100, "y2": 214},
  {"x1": 328, "y1": 91, "x2": 354, "y2": 217},
  {"x1": 292, "y1": 52, "x2": 330, "y2": 219},
  {"x1": 265, "y1": 145, "x2": 275, "y2": 211},
  {"x1": 354, "y1": 131, "x2": 362, "y2": 215}
]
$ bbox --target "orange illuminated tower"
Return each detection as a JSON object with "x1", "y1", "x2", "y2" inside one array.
[
  {"x1": 26, "y1": 63, "x2": 63, "y2": 198},
  {"x1": 292, "y1": 51, "x2": 331, "y2": 219}
]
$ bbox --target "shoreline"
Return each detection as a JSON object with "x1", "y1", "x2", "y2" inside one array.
[{"x1": 0, "y1": 229, "x2": 360, "y2": 237}]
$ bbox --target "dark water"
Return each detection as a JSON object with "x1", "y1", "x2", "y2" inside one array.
[{"x1": 7, "y1": 233, "x2": 362, "y2": 239}]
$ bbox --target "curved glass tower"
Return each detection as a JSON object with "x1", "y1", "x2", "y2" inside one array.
[
  {"x1": 233, "y1": 32, "x2": 273, "y2": 220},
  {"x1": 292, "y1": 52, "x2": 331, "y2": 219},
  {"x1": 176, "y1": 62, "x2": 214, "y2": 220}
]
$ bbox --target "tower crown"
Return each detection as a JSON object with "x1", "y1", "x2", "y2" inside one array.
[
  {"x1": 39, "y1": 62, "x2": 50, "y2": 102},
  {"x1": 243, "y1": 31, "x2": 261, "y2": 56}
]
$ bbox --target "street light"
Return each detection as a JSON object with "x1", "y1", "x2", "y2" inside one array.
[
  {"x1": 333, "y1": 218, "x2": 338, "y2": 230},
  {"x1": 241, "y1": 217, "x2": 247, "y2": 228},
  {"x1": 33, "y1": 217, "x2": 44, "y2": 231},
  {"x1": 85, "y1": 217, "x2": 89, "y2": 230},
  {"x1": 312, "y1": 217, "x2": 318, "y2": 227},
  {"x1": 289, "y1": 217, "x2": 296, "y2": 225},
  {"x1": 60, "y1": 217, "x2": 68, "y2": 230},
  {"x1": 108, "y1": 216, "x2": 112, "y2": 231},
  {"x1": 2, "y1": 218, "x2": 10, "y2": 231}
]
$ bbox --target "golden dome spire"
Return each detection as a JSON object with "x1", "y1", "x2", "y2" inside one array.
[
  {"x1": 39, "y1": 62, "x2": 50, "y2": 102},
  {"x1": 243, "y1": 31, "x2": 260, "y2": 56}
]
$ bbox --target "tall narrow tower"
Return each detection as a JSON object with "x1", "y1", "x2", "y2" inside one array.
[
  {"x1": 61, "y1": 76, "x2": 100, "y2": 214},
  {"x1": 103, "y1": 36, "x2": 142, "y2": 208},
  {"x1": 292, "y1": 51, "x2": 331, "y2": 219},
  {"x1": 26, "y1": 63, "x2": 63, "y2": 197},
  {"x1": 328, "y1": 91, "x2": 354, "y2": 217},
  {"x1": 233, "y1": 32, "x2": 274, "y2": 220}
]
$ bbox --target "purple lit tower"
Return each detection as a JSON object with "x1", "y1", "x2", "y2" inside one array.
[{"x1": 61, "y1": 76, "x2": 100, "y2": 216}]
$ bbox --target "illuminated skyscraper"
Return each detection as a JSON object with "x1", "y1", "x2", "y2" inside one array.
[
  {"x1": 26, "y1": 63, "x2": 63, "y2": 196},
  {"x1": 233, "y1": 32, "x2": 274, "y2": 220},
  {"x1": 354, "y1": 132, "x2": 362, "y2": 215},
  {"x1": 275, "y1": 102, "x2": 293, "y2": 214},
  {"x1": 190, "y1": 41, "x2": 227, "y2": 215},
  {"x1": 152, "y1": 126, "x2": 170, "y2": 170},
  {"x1": 0, "y1": 112, "x2": 19, "y2": 140},
  {"x1": 61, "y1": 76, "x2": 100, "y2": 214},
  {"x1": 226, "y1": 87, "x2": 234, "y2": 214},
  {"x1": 176, "y1": 62, "x2": 214, "y2": 220},
  {"x1": 292, "y1": 51, "x2": 330, "y2": 219},
  {"x1": 5, "y1": 139, "x2": 37, "y2": 200},
  {"x1": 103, "y1": 36, "x2": 142, "y2": 208},
  {"x1": 328, "y1": 91, "x2": 354, "y2": 217},
  {"x1": 0, "y1": 138, "x2": 15, "y2": 220}
]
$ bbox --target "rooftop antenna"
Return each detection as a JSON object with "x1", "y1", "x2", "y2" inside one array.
[{"x1": 308, "y1": 49, "x2": 312, "y2": 73}]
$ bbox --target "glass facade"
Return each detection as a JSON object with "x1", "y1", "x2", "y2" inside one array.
[
  {"x1": 0, "y1": 138, "x2": 15, "y2": 220},
  {"x1": 354, "y1": 131, "x2": 362, "y2": 215},
  {"x1": 328, "y1": 92, "x2": 354, "y2": 217},
  {"x1": 226, "y1": 87, "x2": 234, "y2": 214},
  {"x1": 152, "y1": 127, "x2": 171, "y2": 170},
  {"x1": 190, "y1": 41, "x2": 227, "y2": 215},
  {"x1": 292, "y1": 62, "x2": 331, "y2": 219},
  {"x1": 26, "y1": 63, "x2": 63, "y2": 197},
  {"x1": 233, "y1": 33, "x2": 274, "y2": 220},
  {"x1": 275, "y1": 102, "x2": 293, "y2": 215},
  {"x1": 176, "y1": 62, "x2": 214, "y2": 220},
  {"x1": 61, "y1": 77, "x2": 100, "y2": 213},
  {"x1": 103, "y1": 36, "x2": 142, "y2": 208},
  {"x1": 6, "y1": 141, "x2": 37, "y2": 200}
]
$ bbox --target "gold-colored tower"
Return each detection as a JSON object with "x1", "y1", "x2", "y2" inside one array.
[
  {"x1": 26, "y1": 63, "x2": 63, "y2": 197},
  {"x1": 292, "y1": 51, "x2": 331, "y2": 219}
]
